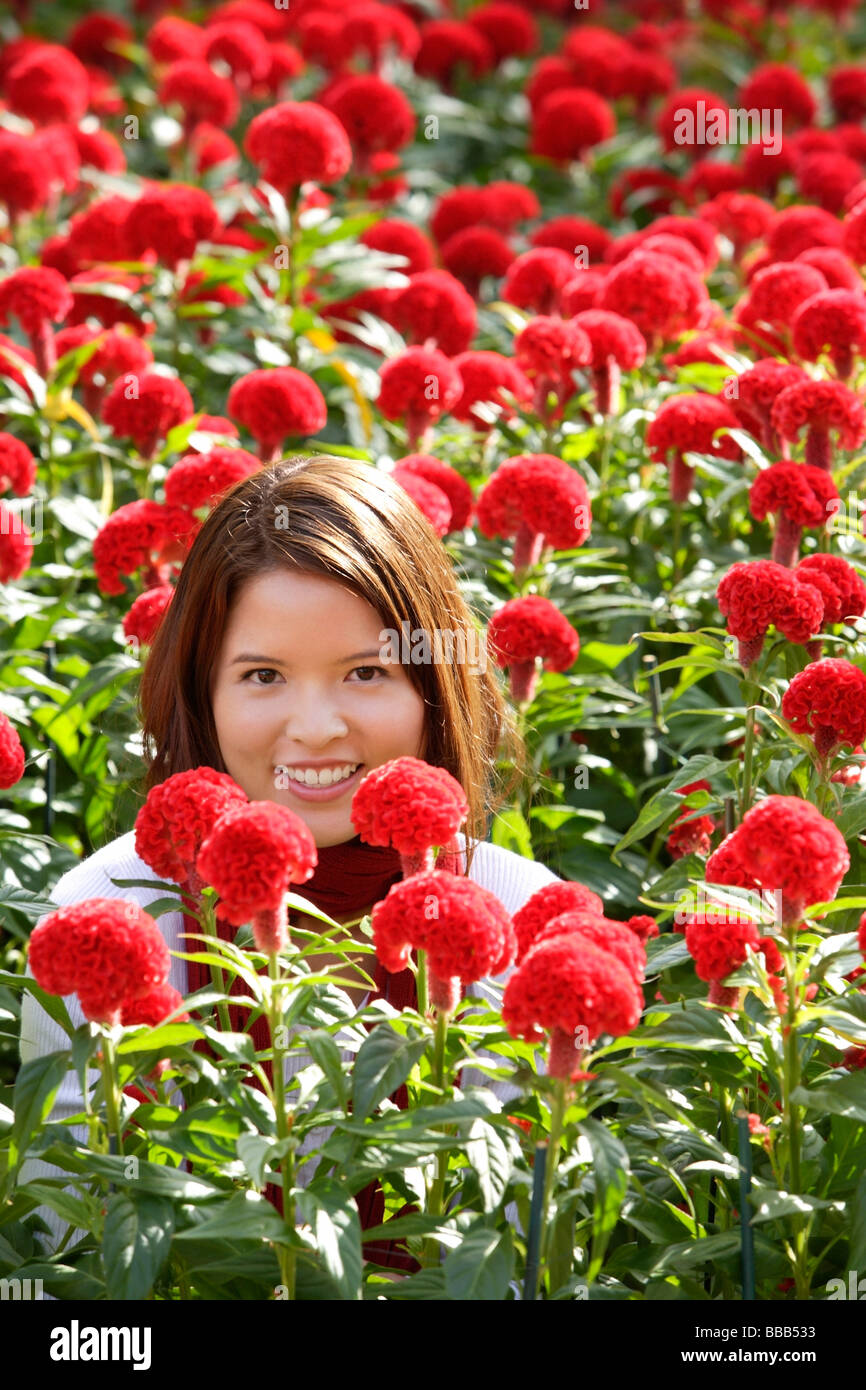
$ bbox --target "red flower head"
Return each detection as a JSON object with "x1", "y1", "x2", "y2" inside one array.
[
  {"x1": 0, "y1": 131, "x2": 50, "y2": 218},
  {"x1": 227, "y1": 366, "x2": 326, "y2": 461},
  {"x1": 646, "y1": 393, "x2": 741, "y2": 504},
  {"x1": 559, "y1": 268, "x2": 610, "y2": 317},
  {"x1": 126, "y1": 185, "x2": 218, "y2": 270},
  {"x1": 322, "y1": 74, "x2": 415, "y2": 164},
  {"x1": 73, "y1": 127, "x2": 126, "y2": 177},
  {"x1": 717, "y1": 559, "x2": 826, "y2": 667},
  {"x1": 640, "y1": 215, "x2": 719, "y2": 272},
  {"x1": 476, "y1": 452, "x2": 592, "y2": 573},
  {"x1": 796, "y1": 247, "x2": 862, "y2": 292},
  {"x1": 561, "y1": 24, "x2": 631, "y2": 98},
  {"x1": 28, "y1": 899, "x2": 171, "y2": 1025},
  {"x1": 204, "y1": 20, "x2": 271, "y2": 86},
  {"x1": 206, "y1": 0, "x2": 288, "y2": 40},
  {"x1": 372, "y1": 870, "x2": 515, "y2": 1011},
  {"x1": 733, "y1": 358, "x2": 808, "y2": 447},
  {"x1": 440, "y1": 227, "x2": 515, "y2": 296},
  {"x1": 656, "y1": 87, "x2": 729, "y2": 156},
  {"x1": 0, "y1": 506, "x2": 33, "y2": 583},
  {"x1": 501, "y1": 248, "x2": 576, "y2": 316},
  {"x1": 525, "y1": 55, "x2": 579, "y2": 114},
  {"x1": 393, "y1": 454, "x2": 474, "y2": 531},
  {"x1": 737, "y1": 63, "x2": 816, "y2": 131},
  {"x1": 796, "y1": 553, "x2": 866, "y2": 626},
  {"x1": 135, "y1": 766, "x2": 248, "y2": 894},
  {"x1": 262, "y1": 42, "x2": 305, "y2": 97},
  {"x1": 0, "y1": 435, "x2": 35, "y2": 496},
  {"x1": 147, "y1": 17, "x2": 206, "y2": 64},
  {"x1": 859, "y1": 911, "x2": 866, "y2": 958},
  {"x1": 782, "y1": 658, "x2": 866, "y2": 758},
  {"x1": 705, "y1": 794, "x2": 849, "y2": 926},
  {"x1": 684, "y1": 915, "x2": 761, "y2": 983},
  {"x1": 503, "y1": 934, "x2": 642, "y2": 1077},
  {"x1": 67, "y1": 196, "x2": 137, "y2": 267},
  {"x1": 196, "y1": 801, "x2": 318, "y2": 948},
  {"x1": 683, "y1": 160, "x2": 746, "y2": 204},
  {"x1": 295, "y1": 12, "x2": 349, "y2": 69},
  {"x1": 771, "y1": 378, "x2": 866, "y2": 471},
  {"x1": 5, "y1": 45, "x2": 89, "y2": 125},
  {"x1": 467, "y1": 2, "x2": 537, "y2": 60},
  {"x1": 376, "y1": 347, "x2": 462, "y2": 448},
  {"x1": 698, "y1": 192, "x2": 775, "y2": 259},
  {"x1": 609, "y1": 232, "x2": 704, "y2": 275},
  {"x1": 535, "y1": 911, "x2": 646, "y2": 986},
  {"x1": 121, "y1": 982, "x2": 189, "y2": 1029},
  {"x1": 797, "y1": 153, "x2": 863, "y2": 215},
  {"x1": 159, "y1": 60, "x2": 239, "y2": 130},
  {"x1": 609, "y1": 167, "x2": 681, "y2": 219},
  {"x1": 351, "y1": 756, "x2": 469, "y2": 876},
  {"x1": 430, "y1": 188, "x2": 487, "y2": 245},
  {"x1": 514, "y1": 316, "x2": 592, "y2": 416},
  {"x1": 390, "y1": 467, "x2": 451, "y2": 536},
  {"x1": 64, "y1": 327, "x2": 154, "y2": 411},
  {"x1": 92, "y1": 498, "x2": 199, "y2": 596},
  {"x1": 413, "y1": 20, "x2": 494, "y2": 90},
  {"x1": 164, "y1": 446, "x2": 261, "y2": 512},
  {"x1": 766, "y1": 206, "x2": 842, "y2": 262},
  {"x1": 736, "y1": 262, "x2": 829, "y2": 341},
  {"x1": 102, "y1": 371, "x2": 194, "y2": 458},
  {"x1": 792, "y1": 288, "x2": 866, "y2": 381},
  {"x1": 392, "y1": 270, "x2": 477, "y2": 357},
  {"x1": 601, "y1": 251, "x2": 710, "y2": 348},
  {"x1": 749, "y1": 462, "x2": 839, "y2": 566},
  {"x1": 122, "y1": 585, "x2": 174, "y2": 650},
  {"x1": 570, "y1": 307, "x2": 647, "y2": 414},
  {"x1": 482, "y1": 182, "x2": 540, "y2": 233},
  {"x1": 512, "y1": 879, "x2": 604, "y2": 963},
  {"x1": 487, "y1": 594, "x2": 579, "y2": 704},
  {"x1": 245, "y1": 100, "x2": 352, "y2": 190},
  {"x1": 829, "y1": 66, "x2": 866, "y2": 123},
  {"x1": 530, "y1": 216, "x2": 612, "y2": 264},
  {"x1": 0, "y1": 267, "x2": 72, "y2": 377},
  {"x1": 0, "y1": 711, "x2": 25, "y2": 789},
  {"x1": 449, "y1": 350, "x2": 532, "y2": 429},
  {"x1": 531, "y1": 88, "x2": 616, "y2": 164},
  {"x1": 68, "y1": 13, "x2": 133, "y2": 71},
  {"x1": 189, "y1": 124, "x2": 239, "y2": 177},
  {"x1": 361, "y1": 219, "x2": 433, "y2": 276},
  {"x1": 340, "y1": 4, "x2": 420, "y2": 68},
  {"x1": 626, "y1": 914, "x2": 660, "y2": 944},
  {"x1": 68, "y1": 267, "x2": 150, "y2": 335}
]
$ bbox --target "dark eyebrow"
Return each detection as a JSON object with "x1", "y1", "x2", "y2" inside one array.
[{"x1": 229, "y1": 649, "x2": 385, "y2": 666}]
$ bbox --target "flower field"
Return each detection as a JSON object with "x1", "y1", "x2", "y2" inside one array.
[{"x1": 3, "y1": 0, "x2": 866, "y2": 1310}]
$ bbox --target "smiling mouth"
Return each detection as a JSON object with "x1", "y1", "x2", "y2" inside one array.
[{"x1": 275, "y1": 763, "x2": 364, "y2": 791}]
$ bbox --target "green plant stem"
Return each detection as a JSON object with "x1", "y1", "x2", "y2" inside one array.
[
  {"x1": 99, "y1": 1028, "x2": 123, "y2": 1158},
  {"x1": 268, "y1": 954, "x2": 296, "y2": 1300},
  {"x1": 739, "y1": 687, "x2": 758, "y2": 821},
  {"x1": 781, "y1": 922, "x2": 809, "y2": 1298},
  {"x1": 422, "y1": 1008, "x2": 450, "y2": 1269},
  {"x1": 200, "y1": 897, "x2": 233, "y2": 1035},
  {"x1": 536, "y1": 1078, "x2": 568, "y2": 1298},
  {"x1": 415, "y1": 948, "x2": 428, "y2": 1018}
]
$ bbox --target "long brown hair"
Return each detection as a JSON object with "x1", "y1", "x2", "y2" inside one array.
[{"x1": 138, "y1": 454, "x2": 528, "y2": 871}]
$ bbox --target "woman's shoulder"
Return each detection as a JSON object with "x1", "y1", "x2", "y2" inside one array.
[
  {"x1": 50, "y1": 829, "x2": 170, "y2": 908},
  {"x1": 456, "y1": 832, "x2": 560, "y2": 917}
]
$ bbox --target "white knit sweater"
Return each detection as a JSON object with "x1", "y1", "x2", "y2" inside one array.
[{"x1": 19, "y1": 829, "x2": 560, "y2": 1252}]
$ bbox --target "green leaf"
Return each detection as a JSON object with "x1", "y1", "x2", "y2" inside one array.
[
  {"x1": 10, "y1": 1051, "x2": 70, "y2": 1168},
  {"x1": 304, "y1": 1029, "x2": 348, "y2": 1109},
  {"x1": 849, "y1": 1174, "x2": 866, "y2": 1272},
  {"x1": 173, "y1": 1190, "x2": 289, "y2": 1243},
  {"x1": 612, "y1": 755, "x2": 729, "y2": 859},
  {"x1": 350, "y1": 1024, "x2": 428, "y2": 1122},
  {"x1": 794, "y1": 1072, "x2": 866, "y2": 1123},
  {"x1": 578, "y1": 1118, "x2": 629, "y2": 1282},
  {"x1": 464, "y1": 1118, "x2": 514, "y2": 1212},
  {"x1": 490, "y1": 807, "x2": 534, "y2": 858},
  {"x1": 443, "y1": 1227, "x2": 514, "y2": 1300},
  {"x1": 103, "y1": 1193, "x2": 175, "y2": 1300},
  {"x1": 297, "y1": 1178, "x2": 363, "y2": 1301}
]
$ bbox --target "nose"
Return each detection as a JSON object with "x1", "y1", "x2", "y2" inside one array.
[{"x1": 282, "y1": 686, "x2": 350, "y2": 745}]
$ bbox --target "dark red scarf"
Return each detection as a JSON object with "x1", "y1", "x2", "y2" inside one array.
[{"x1": 183, "y1": 834, "x2": 462, "y2": 1272}]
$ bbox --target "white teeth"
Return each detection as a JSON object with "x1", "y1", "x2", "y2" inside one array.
[{"x1": 284, "y1": 763, "x2": 359, "y2": 787}]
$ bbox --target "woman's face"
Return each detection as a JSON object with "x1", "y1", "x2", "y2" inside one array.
[{"x1": 210, "y1": 569, "x2": 428, "y2": 847}]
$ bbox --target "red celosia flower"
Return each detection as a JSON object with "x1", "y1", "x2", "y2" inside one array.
[
  {"x1": 771, "y1": 378, "x2": 866, "y2": 470},
  {"x1": 503, "y1": 934, "x2": 642, "y2": 1077},
  {"x1": 737, "y1": 63, "x2": 816, "y2": 130},
  {"x1": 295, "y1": 12, "x2": 349, "y2": 70},
  {"x1": 698, "y1": 193, "x2": 775, "y2": 259},
  {"x1": 782, "y1": 658, "x2": 866, "y2": 759},
  {"x1": 487, "y1": 595, "x2": 579, "y2": 703},
  {"x1": 227, "y1": 367, "x2": 327, "y2": 461},
  {"x1": 684, "y1": 915, "x2": 761, "y2": 982},
  {"x1": 102, "y1": 371, "x2": 194, "y2": 458},
  {"x1": 0, "y1": 131, "x2": 50, "y2": 218},
  {"x1": 608, "y1": 231, "x2": 705, "y2": 275},
  {"x1": 28, "y1": 899, "x2": 171, "y2": 1025},
  {"x1": 341, "y1": 4, "x2": 420, "y2": 68},
  {"x1": 655, "y1": 87, "x2": 729, "y2": 155},
  {"x1": 797, "y1": 153, "x2": 863, "y2": 215},
  {"x1": 196, "y1": 801, "x2": 318, "y2": 949},
  {"x1": 393, "y1": 454, "x2": 474, "y2": 531},
  {"x1": 135, "y1": 766, "x2": 248, "y2": 893},
  {"x1": 372, "y1": 870, "x2": 515, "y2": 1011},
  {"x1": 440, "y1": 227, "x2": 515, "y2": 296},
  {"x1": 609, "y1": 167, "x2": 681, "y2": 219},
  {"x1": 561, "y1": 24, "x2": 631, "y2": 98},
  {"x1": 392, "y1": 270, "x2": 477, "y2": 357},
  {"x1": 158, "y1": 61, "x2": 239, "y2": 131},
  {"x1": 514, "y1": 316, "x2": 592, "y2": 418},
  {"x1": 859, "y1": 911, "x2": 866, "y2": 958},
  {"x1": 667, "y1": 806, "x2": 715, "y2": 859},
  {"x1": 766, "y1": 206, "x2": 843, "y2": 262},
  {"x1": 0, "y1": 435, "x2": 35, "y2": 497},
  {"x1": 126, "y1": 185, "x2": 218, "y2": 270},
  {"x1": 512, "y1": 880, "x2": 604, "y2": 963},
  {"x1": 390, "y1": 467, "x2": 451, "y2": 536},
  {"x1": 0, "y1": 711, "x2": 26, "y2": 789},
  {"x1": 122, "y1": 585, "x2": 174, "y2": 650},
  {"x1": 531, "y1": 88, "x2": 616, "y2": 164},
  {"x1": 120, "y1": 982, "x2": 189, "y2": 1028},
  {"x1": 733, "y1": 358, "x2": 808, "y2": 449},
  {"x1": 476, "y1": 452, "x2": 592, "y2": 573},
  {"x1": 570, "y1": 308, "x2": 646, "y2": 415},
  {"x1": 535, "y1": 911, "x2": 646, "y2": 986},
  {"x1": 206, "y1": 0, "x2": 288, "y2": 40},
  {"x1": 67, "y1": 196, "x2": 137, "y2": 267},
  {"x1": 829, "y1": 66, "x2": 866, "y2": 122},
  {"x1": 601, "y1": 251, "x2": 710, "y2": 348},
  {"x1": 361, "y1": 219, "x2": 433, "y2": 276},
  {"x1": 530, "y1": 215, "x2": 612, "y2": 264},
  {"x1": 73, "y1": 127, "x2": 126, "y2": 177},
  {"x1": 467, "y1": 2, "x2": 537, "y2": 60},
  {"x1": 245, "y1": 101, "x2": 353, "y2": 191},
  {"x1": 482, "y1": 182, "x2": 540, "y2": 232},
  {"x1": 68, "y1": 13, "x2": 133, "y2": 71},
  {"x1": 189, "y1": 123, "x2": 239, "y2": 176},
  {"x1": 525, "y1": 54, "x2": 580, "y2": 114},
  {"x1": 796, "y1": 247, "x2": 862, "y2": 292},
  {"x1": 736, "y1": 262, "x2": 829, "y2": 342},
  {"x1": 147, "y1": 17, "x2": 206, "y2": 64},
  {"x1": 0, "y1": 505, "x2": 33, "y2": 584},
  {"x1": 204, "y1": 20, "x2": 271, "y2": 87},
  {"x1": 705, "y1": 794, "x2": 849, "y2": 926},
  {"x1": 376, "y1": 347, "x2": 463, "y2": 448},
  {"x1": 796, "y1": 553, "x2": 866, "y2": 625},
  {"x1": 68, "y1": 267, "x2": 150, "y2": 335},
  {"x1": 682, "y1": 160, "x2": 746, "y2": 203},
  {"x1": 413, "y1": 20, "x2": 494, "y2": 89},
  {"x1": 646, "y1": 394, "x2": 741, "y2": 504},
  {"x1": 626, "y1": 914, "x2": 659, "y2": 944},
  {"x1": 5, "y1": 45, "x2": 90, "y2": 126},
  {"x1": 430, "y1": 188, "x2": 492, "y2": 246},
  {"x1": 164, "y1": 446, "x2": 261, "y2": 511},
  {"x1": 0, "y1": 267, "x2": 72, "y2": 377},
  {"x1": 791, "y1": 289, "x2": 866, "y2": 380},
  {"x1": 323, "y1": 74, "x2": 415, "y2": 167},
  {"x1": 501, "y1": 248, "x2": 575, "y2": 316},
  {"x1": 92, "y1": 498, "x2": 199, "y2": 596},
  {"x1": 449, "y1": 351, "x2": 532, "y2": 428},
  {"x1": 717, "y1": 559, "x2": 826, "y2": 667},
  {"x1": 749, "y1": 462, "x2": 839, "y2": 566},
  {"x1": 559, "y1": 268, "x2": 610, "y2": 317},
  {"x1": 351, "y1": 756, "x2": 469, "y2": 876},
  {"x1": 60, "y1": 326, "x2": 154, "y2": 414}
]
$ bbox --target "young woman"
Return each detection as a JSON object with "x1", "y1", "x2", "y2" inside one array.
[{"x1": 20, "y1": 454, "x2": 561, "y2": 1259}]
